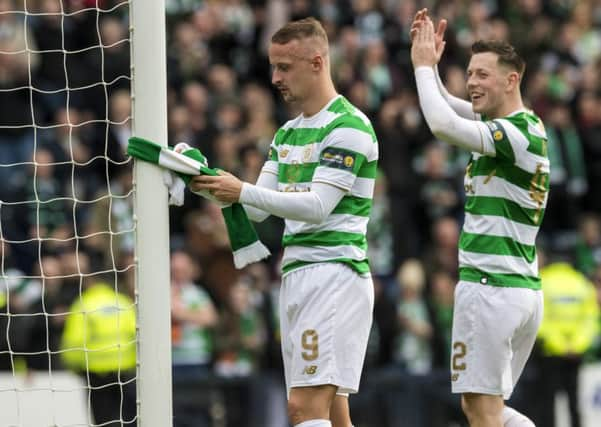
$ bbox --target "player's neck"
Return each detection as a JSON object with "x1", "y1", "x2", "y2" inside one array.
[
  {"x1": 490, "y1": 94, "x2": 524, "y2": 119},
  {"x1": 301, "y1": 82, "x2": 338, "y2": 117}
]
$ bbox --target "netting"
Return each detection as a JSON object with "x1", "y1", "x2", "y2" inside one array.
[{"x1": 0, "y1": 1, "x2": 136, "y2": 425}]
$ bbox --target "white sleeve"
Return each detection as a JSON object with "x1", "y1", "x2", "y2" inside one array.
[
  {"x1": 434, "y1": 65, "x2": 479, "y2": 120},
  {"x1": 415, "y1": 66, "x2": 496, "y2": 156},
  {"x1": 242, "y1": 162, "x2": 278, "y2": 222},
  {"x1": 239, "y1": 181, "x2": 346, "y2": 224}
]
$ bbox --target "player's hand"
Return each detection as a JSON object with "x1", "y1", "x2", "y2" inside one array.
[
  {"x1": 410, "y1": 8, "x2": 447, "y2": 64},
  {"x1": 411, "y1": 17, "x2": 438, "y2": 68},
  {"x1": 409, "y1": 8, "x2": 428, "y2": 41},
  {"x1": 189, "y1": 170, "x2": 243, "y2": 203}
]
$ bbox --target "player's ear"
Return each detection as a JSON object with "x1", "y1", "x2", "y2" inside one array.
[
  {"x1": 310, "y1": 54, "x2": 324, "y2": 72},
  {"x1": 506, "y1": 71, "x2": 520, "y2": 92}
]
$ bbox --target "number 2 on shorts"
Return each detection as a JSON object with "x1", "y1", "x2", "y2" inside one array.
[
  {"x1": 452, "y1": 341, "x2": 467, "y2": 371},
  {"x1": 301, "y1": 329, "x2": 319, "y2": 361}
]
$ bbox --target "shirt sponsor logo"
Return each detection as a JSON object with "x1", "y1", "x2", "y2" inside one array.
[{"x1": 320, "y1": 148, "x2": 356, "y2": 171}]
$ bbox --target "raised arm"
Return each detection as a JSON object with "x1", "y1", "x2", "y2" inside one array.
[
  {"x1": 415, "y1": 66, "x2": 494, "y2": 154},
  {"x1": 410, "y1": 9, "x2": 477, "y2": 120},
  {"x1": 411, "y1": 17, "x2": 495, "y2": 155},
  {"x1": 433, "y1": 65, "x2": 479, "y2": 120}
]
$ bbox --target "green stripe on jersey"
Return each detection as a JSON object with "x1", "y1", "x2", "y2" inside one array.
[
  {"x1": 327, "y1": 96, "x2": 356, "y2": 114},
  {"x1": 504, "y1": 112, "x2": 547, "y2": 157},
  {"x1": 278, "y1": 160, "x2": 376, "y2": 184},
  {"x1": 490, "y1": 120, "x2": 515, "y2": 163},
  {"x1": 465, "y1": 196, "x2": 546, "y2": 226},
  {"x1": 332, "y1": 196, "x2": 371, "y2": 217},
  {"x1": 282, "y1": 259, "x2": 371, "y2": 275},
  {"x1": 470, "y1": 156, "x2": 549, "y2": 191},
  {"x1": 278, "y1": 162, "x2": 317, "y2": 183},
  {"x1": 357, "y1": 160, "x2": 377, "y2": 179},
  {"x1": 459, "y1": 232, "x2": 536, "y2": 263},
  {"x1": 459, "y1": 267, "x2": 541, "y2": 290},
  {"x1": 282, "y1": 230, "x2": 367, "y2": 250},
  {"x1": 274, "y1": 116, "x2": 376, "y2": 147}
]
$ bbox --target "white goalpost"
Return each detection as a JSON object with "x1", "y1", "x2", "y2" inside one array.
[
  {"x1": 130, "y1": 0, "x2": 173, "y2": 425},
  {"x1": 0, "y1": 0, "x2": 172, "y2": 426}
]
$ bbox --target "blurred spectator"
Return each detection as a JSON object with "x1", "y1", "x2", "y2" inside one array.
[
  {"x1": 577, "y1": 91, "x2": 601, "y2": 212},
  {"x1": 536, "y1": 260, "x2": 600, "y2": 427},
  {"x1": 368, "y1": 275, "x2": 398, "y2": 368},
  {"x1": 0, "y1": 0, "x2": 38, "y2": 201},
  {"x1": 427, "y1": 270, "x2": 455, "y2": 368},
  {"x1": 543, "y1": 101, "x2": 587, "y2": 231},
  {"x1": 394, "y1": 258, "x2": 432, "y2": 374},
  {"x1": 214, "y1": 275, "x2": 267, "y2": 427},
  {"x1": 170, "y1": 250, "x2": 217, "y2": 370},
  {"x1": 84, "y1": 164, "x2": 134, "y2": 271},
  {"x1": 22, "y1": 254, "x2": 76, "y2": 371},
  {"x1": 422, "y1": 216, "x2": 460, "y2": 280},
  {"x1": 366, "y1": 171, "x2": 393, "y2": 276},
  {"x1": 587, "y1": 263, "x2": 601, "y2": 360},
  {"x1": 170, "y1": 250, "x2": 218, "y2": 427},
  {"x1": 60, "y1": 256, "x2": 136, "y2": 427},
  {"x1": 574, "y1": 213, "x2": 601, "y2": 278},
  {"x1": 0, "y1": 244, "x2": 31, "y2": 370},
  {"x1": 214, "y1": 275, "x2": 265, "y2": 377},
  {"x1": 415, "y1": 142, "x2": 462, "y2": 242}
]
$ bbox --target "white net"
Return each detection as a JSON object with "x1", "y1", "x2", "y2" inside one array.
[{"x1": 0, "y1": 1, "x2": 136, "y2": 426}]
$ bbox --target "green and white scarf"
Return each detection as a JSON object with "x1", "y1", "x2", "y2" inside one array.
[{"x1": 127, "y1": 136, "x2": 270, "y2": 269}]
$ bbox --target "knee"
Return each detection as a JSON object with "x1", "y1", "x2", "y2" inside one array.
[
  {"x1": 287, "y1": 395, "x2": 307, "y2": 426},
  {"x1": 461, "y1": 394, "x2": 503, "y2": 424},
  {"x1": 461, "y1": 395, "x2": 476, "y2": 422}
]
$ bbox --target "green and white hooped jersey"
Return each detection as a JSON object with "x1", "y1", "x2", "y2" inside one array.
[
  {"x1": 264, "y1": 96, "x2": 378, "y2": 276},
  {"x1": 460, "y1": 110, "x2": 550, "y2": 290}
]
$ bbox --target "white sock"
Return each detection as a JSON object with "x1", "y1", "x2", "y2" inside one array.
[
  {"x1": 502, "y1": 406, "x2": 535, "y2": 426},
  {"x1": 294, "y1": 420, "x2": 332, "y2": 427}
]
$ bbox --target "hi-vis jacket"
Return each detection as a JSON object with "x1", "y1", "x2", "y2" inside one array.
[
  {"x1": 61, "y1": 282, "x2": 136, "y2": 373},
  {"x1": 538, "y1": 263, "x2": 599, "y2": 357}
]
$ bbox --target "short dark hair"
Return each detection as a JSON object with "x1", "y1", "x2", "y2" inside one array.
[
  {"x1": 271, "y1": 17, "x2": 328, "y2": 45},
  {"x1": 471, "y1": 40, "x2": 526, "y2": 77}
]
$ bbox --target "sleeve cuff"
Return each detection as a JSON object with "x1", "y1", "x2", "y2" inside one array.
[
  {"x1": 414, "y1": 65, "x2": 436, "y2": 79},
  {"x1": 239, "y1": 182, "x2": 253, "y2": 204}
]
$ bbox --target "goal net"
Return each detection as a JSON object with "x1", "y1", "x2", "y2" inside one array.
[{"x1": 0, "y1": 1, "x2": 172, "y2": 426}]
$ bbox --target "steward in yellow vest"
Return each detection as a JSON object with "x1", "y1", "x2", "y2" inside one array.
[
  {"x1": 535, "y1": 262, "x2": 600, "y2": 427},
  {"x1": 60, "y1": 280, "x2": 137, "y2": 425},
  {"x1": 538, "y1": 262, "x2": 599, "y2": 357},
  {"x1": 61, "y1": 281, "x2": 136, "y2": 373}
]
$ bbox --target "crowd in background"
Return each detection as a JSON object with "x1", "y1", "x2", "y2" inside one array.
[{"x1": 0, "y1": 0, "x2": 600, "y2": 426}]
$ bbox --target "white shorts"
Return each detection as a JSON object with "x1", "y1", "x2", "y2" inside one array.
[
  {"x1": 451, "y1": 280, "x2": 543, "y2": 400},
  {"x1": 279, "y1": 263, "x2": 374, "y2": 397}
]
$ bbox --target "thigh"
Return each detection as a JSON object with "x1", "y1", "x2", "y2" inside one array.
[
  {"x1": 281, "y1": 263, "x2": 374, "y2": 396},
  {"x1": 509, "y1": 289, "x2": 543, "y2": 392},
  {"x1": 451, "y1": 282, "x2": 532, "y2": 398}
]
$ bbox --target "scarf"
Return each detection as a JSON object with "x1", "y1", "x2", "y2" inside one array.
[{"x1": 127, "y1": 136, "x2": 270, "y2": 269}]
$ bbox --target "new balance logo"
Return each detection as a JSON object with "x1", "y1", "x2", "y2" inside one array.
[{"x1": 302, "y1": 365, "x2": 317, "y2": 375}]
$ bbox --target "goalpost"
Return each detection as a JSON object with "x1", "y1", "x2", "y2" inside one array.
[
  {"x1": 131, "y1": 0, "x2": 172, "y2": 425},
  {"x1": 0, "y1": 0, "x2": 172, "y2": 426}
]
